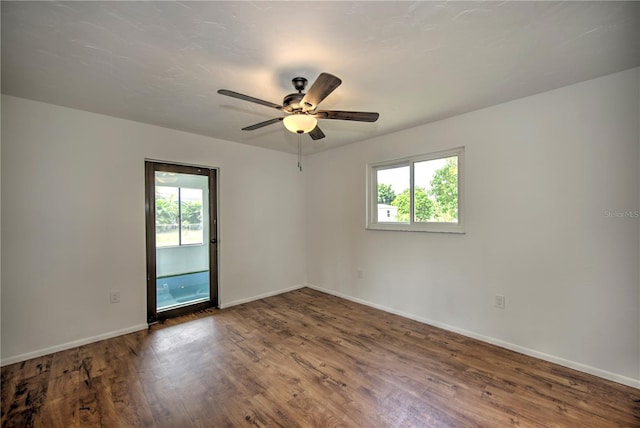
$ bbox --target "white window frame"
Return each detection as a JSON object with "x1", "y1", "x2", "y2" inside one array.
[{"x1": 366, "y1": 147, "x2": 465, "y2": 233}]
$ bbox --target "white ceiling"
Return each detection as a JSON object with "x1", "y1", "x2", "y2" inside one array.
[{"x1": 2, "y1": 1, "x2": 640, "y2": 154}]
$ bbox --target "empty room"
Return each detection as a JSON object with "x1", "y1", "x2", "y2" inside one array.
[{"x1": 1, "y1": 1, "x2": 639, "y2": 427}]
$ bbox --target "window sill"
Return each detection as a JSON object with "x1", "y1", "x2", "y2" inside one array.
[{"x1": 366, "y1": 223, "x2": 465, "y2": 234}]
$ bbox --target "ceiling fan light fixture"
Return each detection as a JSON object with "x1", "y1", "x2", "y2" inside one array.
[{"x1": 283, "y1": 114, "x2": 317, "y2": 134}]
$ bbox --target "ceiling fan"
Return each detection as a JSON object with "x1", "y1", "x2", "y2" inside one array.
[{"x1": 217, "y1": 72, "x2": 379, "y2": 140}]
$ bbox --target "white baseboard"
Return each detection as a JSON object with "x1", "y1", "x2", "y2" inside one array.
[
  {"x1": 307, "y1": 284, "x2": 640, "y2": 390},
  {"x1": 219, "y1": 283, "x2": 307, "y2": 309},
  {"x1": 0, "y1": 283, "x2": 308, "y2": 367},
  {"x1": 0, "y1": 323, "x2": 148, "y2": 367}
]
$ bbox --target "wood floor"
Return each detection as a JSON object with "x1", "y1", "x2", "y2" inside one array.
[{"x1": 2, "y1": 288, "x2": 639, "y2": 427}]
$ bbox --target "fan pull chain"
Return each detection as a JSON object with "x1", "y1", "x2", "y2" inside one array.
[{"x1": 297, "y1": 133, "x2": 302, "y2": 172}]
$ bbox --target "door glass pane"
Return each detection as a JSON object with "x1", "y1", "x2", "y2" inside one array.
[{"x1": 154, "y1": 172, "x2": 210, "y2": 312}]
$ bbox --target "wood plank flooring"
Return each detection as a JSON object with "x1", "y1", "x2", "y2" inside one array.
[{"x1": 2, "y1": 288, "x2": 639, "y2": 427}]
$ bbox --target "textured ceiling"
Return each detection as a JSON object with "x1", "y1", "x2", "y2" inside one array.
[{"x1": 2, "y1": 1, "x2": 640, "y2": 154}]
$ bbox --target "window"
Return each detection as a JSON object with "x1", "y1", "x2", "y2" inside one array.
[
  {"x1": 155, "y1": 186, "x2": 204, "y2": 246},
  {"x1": 367, "y1": 147, "x2": 464, "y2": 233}
]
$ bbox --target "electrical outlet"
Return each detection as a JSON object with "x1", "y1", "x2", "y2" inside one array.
[
  {"x1": 357, "y1": 269, "x2": 364, "y2": 279},
  {"x1": 110, "y1": 290, "x2": 121, "y2": 304},
  {"x1": 494, "y1": 294, "x2": 505, "y2": 309}
]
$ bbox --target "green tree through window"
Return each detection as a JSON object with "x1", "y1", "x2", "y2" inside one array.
[
  {"x1": 377, "y1": 183, "x2": 396, "y2": 205},
  {"x1": 429, "y1": 158, "x2": 458, "y2": 222},
  {"x1": 156, "y1": 187, "x2": 203, "y2": 246},
  {"x1": 391, "y1": 188, "x2": 434, "y2": 222}
]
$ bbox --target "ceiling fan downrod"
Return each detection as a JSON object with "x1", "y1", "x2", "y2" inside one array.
[{"x1": 291, "y1": 77, "x2": 308, "y2": 93}]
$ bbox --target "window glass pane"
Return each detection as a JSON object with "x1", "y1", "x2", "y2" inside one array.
[
  {"x1": 414, "y1": 156, "x2": 458, "y2": 223},
  {"x1": 376, "y1": 165, "x2": 409, "y2": 223},
  {"x1": 180, "y1": 188, "x2": 204, "y2": 245},
  {"x1": 155, "y1": 186, "x2": 179, "y2": 247}
]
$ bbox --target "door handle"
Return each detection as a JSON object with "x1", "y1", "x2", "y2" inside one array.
[{"x1": 210, "y1": 238, "x2": 217, "y2": 244}]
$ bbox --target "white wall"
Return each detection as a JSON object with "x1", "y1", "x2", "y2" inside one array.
[
  {"x1": 0, "y1": 95, "x2": 307, "y2": 363},
  {"x1": 306, "y1": 68, "x2": 640, "y2": 387}
]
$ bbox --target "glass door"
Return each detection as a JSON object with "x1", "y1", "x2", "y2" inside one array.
[{"x1": 145, "y1": 161, "x2": 218, "y2": 322}]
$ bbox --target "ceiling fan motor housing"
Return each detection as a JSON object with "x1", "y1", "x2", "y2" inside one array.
[
  {"x1": 283, "y1": 77, "x2": 310, "y2": 111},
  {"x1": 283, "y1": 92, "x2": 305, "y2": 111}
]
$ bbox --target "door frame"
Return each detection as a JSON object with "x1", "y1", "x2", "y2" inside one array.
[{"x1": 145, "y1": 160, "x2": 219, "y2": 323}]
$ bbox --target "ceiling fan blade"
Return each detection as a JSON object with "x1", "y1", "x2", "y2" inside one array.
[
  {"x1": 241, "y1": 117, "x2": 283, "y2": 131},
  {"x1": 218, "y1": 89, "x2": 284, "y2": 110},
  {"x1": 301, "y1": 73, "x2": 342, "y2": 111},
  {"x1": 315, "y1": 110, "x2": 379, "y2": 122},
  {"x1": 309, "y1": 125, "x2": 326, "y2": 140}
]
